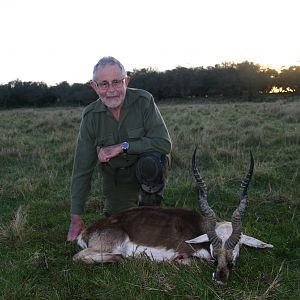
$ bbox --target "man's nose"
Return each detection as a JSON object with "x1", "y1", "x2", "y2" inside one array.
[{"x1": 107, "y1": 83, "x2": 116, "y2": 92}]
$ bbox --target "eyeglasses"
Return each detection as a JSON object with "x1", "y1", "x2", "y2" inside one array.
[{"x1": 94, "y1": 78, "x2": 125, "y2": 90}]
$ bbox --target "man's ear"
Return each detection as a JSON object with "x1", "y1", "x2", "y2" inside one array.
[{"x1": 90, "y1": 80, "x2": 98, "y2": 91}]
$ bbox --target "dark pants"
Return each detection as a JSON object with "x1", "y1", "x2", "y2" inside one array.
[
  {"x1": 102, "y1": 163, "x2": 139, "y2": 215},
  {"x1": 101, "y1": 152, "x2": 168, "y2": 215}
]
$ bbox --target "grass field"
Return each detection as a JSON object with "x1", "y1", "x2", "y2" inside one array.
[{"x1": 0, "y1": 97, "x2": 299, "y2": 299}]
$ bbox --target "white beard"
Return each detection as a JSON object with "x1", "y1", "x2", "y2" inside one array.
[{"x1": 100, "y1": 96, "x2": 124, "y2": 109}]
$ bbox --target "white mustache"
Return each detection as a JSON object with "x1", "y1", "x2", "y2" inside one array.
[{"x1": 106, "y1": 91, "x2": 119, "y2": 97}]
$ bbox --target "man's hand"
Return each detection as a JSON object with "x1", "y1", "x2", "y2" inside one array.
[
  {"x1": 98, "y1": 144, "x2": 123, "y2": 163},
  {"x1": 67, "y1": 214, "x2": 84, "y2": 241}
]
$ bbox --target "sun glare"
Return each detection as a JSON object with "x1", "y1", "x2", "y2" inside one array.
[{"x1": 269, "y1": 86, "x2": 296, "y2": 94}]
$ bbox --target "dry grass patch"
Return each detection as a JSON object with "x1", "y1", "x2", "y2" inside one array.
[{"x1": 0, "y1": 205, "x2": 29, "y2": 243}]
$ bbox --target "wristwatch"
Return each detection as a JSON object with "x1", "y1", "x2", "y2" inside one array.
[{"x1": 121, "y1": 141, "x2": 129, "y2": 153}]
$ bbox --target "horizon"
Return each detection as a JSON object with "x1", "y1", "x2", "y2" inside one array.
[
  {"x1": 1, "y1": 0, "x2": 299, "y2": 86},
  {"x1": 1, "y1": 60, "x2": 298, "y2": 87}
]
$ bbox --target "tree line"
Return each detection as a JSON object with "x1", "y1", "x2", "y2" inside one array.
[{"x1": 1, "y1": 61, "x2": 299, "y2": 108}]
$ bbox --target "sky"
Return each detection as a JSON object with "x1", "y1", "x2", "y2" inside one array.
[{"x1": 0, "y1": 0, "x2": 299, "y2": 86}]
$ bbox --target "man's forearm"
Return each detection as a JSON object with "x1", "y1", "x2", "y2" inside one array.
[{"x1": 71, "y1": 214, "x2": 82, "y2": 223}]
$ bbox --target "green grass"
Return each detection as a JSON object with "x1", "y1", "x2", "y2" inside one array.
[{"x1": 1, "y1": 98, "x2": 299, "y2": 299}]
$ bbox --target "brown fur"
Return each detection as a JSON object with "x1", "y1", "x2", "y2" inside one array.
[{"x1": 85, "y1": 206, "x2": 210, "y2": 255}]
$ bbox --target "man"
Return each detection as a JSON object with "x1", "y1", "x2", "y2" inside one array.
[{"x1": 67, "y1": 56, "x2": 171, "y2": 241}]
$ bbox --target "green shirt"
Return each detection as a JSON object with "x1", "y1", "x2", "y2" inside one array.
[{"x1": 70, "y1": 88, "x2": 172, "y2": 214}]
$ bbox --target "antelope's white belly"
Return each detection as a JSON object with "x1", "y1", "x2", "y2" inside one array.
[{"x1": 123, "y1": 241, "x2": 178, "y2": 261}]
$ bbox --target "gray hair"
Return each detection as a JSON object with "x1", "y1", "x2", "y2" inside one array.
[{"x1": 93, "y1": 56, "x2": 126, "y2": 80}]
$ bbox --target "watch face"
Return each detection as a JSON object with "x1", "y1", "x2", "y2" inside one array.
[{"x1": 122, "y1": 142, "x2": 129, "y2": 150}]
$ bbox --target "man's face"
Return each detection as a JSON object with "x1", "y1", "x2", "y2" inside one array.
[{"x1": 92, "y1": 65, "x2": 129, "y2": 109}]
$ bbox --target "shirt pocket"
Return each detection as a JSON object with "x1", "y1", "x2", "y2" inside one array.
[
  {"x1": 128, "y1": 127, "x2": 145, "y2": 141},
  {"x1": 96, "y1": 134, "x2": 115, "y2": 147}
]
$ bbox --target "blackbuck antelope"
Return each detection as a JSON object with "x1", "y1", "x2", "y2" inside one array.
[{"x1": 74, "y1": 148, "x2": 273, "y2": 284}]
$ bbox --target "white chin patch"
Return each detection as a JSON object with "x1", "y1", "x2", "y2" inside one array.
[{"x1": 212, "y1": 272, "x2": 225, "y2": 285}]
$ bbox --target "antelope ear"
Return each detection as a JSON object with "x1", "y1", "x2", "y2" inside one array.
[
  {"x1": 240, "y1": 234, "x2": 273, "y2": 248},
  {"x1": 186, "y1": 234, "x2": 209, "y2": 244}
]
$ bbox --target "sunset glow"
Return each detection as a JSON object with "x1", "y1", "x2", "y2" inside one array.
[{"x1": 0, "y1": 0, "x2": 299, "y2": 85}]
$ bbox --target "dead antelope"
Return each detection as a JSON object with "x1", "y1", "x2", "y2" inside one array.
[{"x1": 73, "y1": 148, "x2": 273, "y2": 284}]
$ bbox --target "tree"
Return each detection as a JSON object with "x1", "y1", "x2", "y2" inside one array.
[
  {"x1": 236, "y1": 61, "x2": 265, "y2": 99},
  {"x1": 278, "y1": 66, "x2": 300, "y2": 94}
]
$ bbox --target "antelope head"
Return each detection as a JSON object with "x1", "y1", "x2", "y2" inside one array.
[{"x1": 186, "y1": 147, "x2": 273, "y2": 284}]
